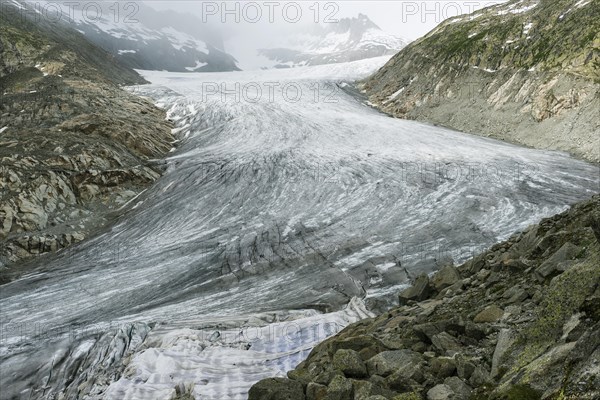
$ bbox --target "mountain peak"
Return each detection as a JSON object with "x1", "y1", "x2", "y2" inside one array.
[
  {"x1": 251, "y1": 13, "x2": 407, "y2": 69},
  {"x1": 331, "y1": 13, "x2": 381, "y2": 35}
]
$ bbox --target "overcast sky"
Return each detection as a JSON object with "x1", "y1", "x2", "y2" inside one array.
[{"x1": 144, "y1": 1, "x2": 506, "y2": 40}]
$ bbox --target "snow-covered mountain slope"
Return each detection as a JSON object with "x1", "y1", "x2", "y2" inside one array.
[
  {"x1": 233, "y1": 14, "x2": 409, "y2": 69},
  {"x1": 21, "y1": 0, "x2": 240, "y2": 72}
]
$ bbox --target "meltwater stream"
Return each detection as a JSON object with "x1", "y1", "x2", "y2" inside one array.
[{"x1": 1, "y1": 57, "x2": 599, "y2": 399}]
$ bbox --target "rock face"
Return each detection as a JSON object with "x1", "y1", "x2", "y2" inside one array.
[
  {"x1": 361, "y1": 0, "x2": 600, "y2": 163},
  {"x1": 0, "y1": 2, "x2": 174, "y2": 273},
  {"x1": 249, "y1": 195, "x2": 600, "y2": 399}
]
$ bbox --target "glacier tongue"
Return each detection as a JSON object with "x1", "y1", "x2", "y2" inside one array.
[
  {"x1": 104, "y1": 298, "x2": 373, "y2": 400},
  {"x1": 1, "y1": 57, "x2": 599, "y2": 399}
]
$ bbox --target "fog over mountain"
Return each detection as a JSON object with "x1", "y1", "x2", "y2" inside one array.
[
  {"x1": 15, "y1": 0, "x2": 508, "y2": 72},
  {"x1": 14, "y1": 0, "x2": 411, "y2": 72},
  {"x1": 245, "y1": 14, "x2": 409, "y2": 69},
  {"x1": 17, "y1": 0, "x2": 240, "y2": 72}
]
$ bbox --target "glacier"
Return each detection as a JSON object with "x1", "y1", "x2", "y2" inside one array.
[{"x1": 0, "y1": 56, "x2": 599, "y2": 399}]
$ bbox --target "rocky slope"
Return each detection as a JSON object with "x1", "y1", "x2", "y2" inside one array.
[
  {"x1": 249, "y1": 195, "x2": 600, "y2": 399},
  {"x1": 0, "y1": 2, "x2": 175, "y2": 272},
  {"x1": 361, "y1": 0, "x2": 600, "y2": 163}
]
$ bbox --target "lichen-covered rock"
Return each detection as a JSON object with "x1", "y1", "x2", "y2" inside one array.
[
  {"x1": 392, "y1": 393, "x2": 423, "y2": 400},
  {"x1": 473, "y1": 305, "x2": 504, "y2": 323},
  {"x1": 366, "y1": 350, "x2": 423, "y2": 377},
  {"x1": 430, "y1": 265, "x2": 460, "y2": 292},
  {"x1": 332, "y1": 335, "x2": 387, "y2": 356},
  {"x1": 426, "y1": 384, "x2": 454, "y2": 400},
  {"x1": 535, "y1": 241, "x2": 582, "y2": 280},
  {"x1": 454, "y1": 356, "x2": 475, "y2": 381},
  {"x1": 332, "y1": 349, "x2": 367, "y2": 378},
  {"x1": 385, "y1": 352, "x2": 426, "y2": 391},
  {"x1": 468, "y1": 365, "x2": 490, "y2": 388},
  {"x1": 248, "y1": 377, "x2": 305, "y2": 400},
  {"x1": 443, "y1": 377, "x2": 471, "y2": 400},
  {"x1": 490, "y1": 329, "x2": 516, "y2": 379},
  {"x1": 430, "y1": 332, "x2": 462, "y2": 353},
  {"x1": 306, "y1": 382, "x2": 327, "y2": 400},
  {"x1": 326, "y1": 375, "x2": 353, "y2": 400}
]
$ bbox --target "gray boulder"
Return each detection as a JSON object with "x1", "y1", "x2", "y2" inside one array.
[
  {"x1": 443, "y1": 376, "x2": 472, "y2": 399},
  {"x1": 399, "y1": 274, "x2": 433, "y2": 305},
  {"x1": 491, "y1": 329, "x2": 515, "y2": 379},
  {"x1": 431, "y1": 332, "x2": 462, "y2": 353},
  {"x1": 306, "y1": 382, "x2": 327, "y2": 400},
  {"x1": 333, "y1": 349, "x2": 367, "y2": 378},
  {"x1": 326, "y1": 375, "x2": 353, "y2": 400},
  {"x1": 431, "y1": 265, "x2": 460, "y2": 292},
  {"x1": 535, "y1": 242, "x2": 581, "y2": 280},
  {"x1": 427, "y1": 384, "x2": 454, "y2": 400},
  {"x1": 366, "y1": 350, "x2": 423, "y2": 377},
  {"x1": 248, "y1": 377, "x2": 305, "y2": 400}
]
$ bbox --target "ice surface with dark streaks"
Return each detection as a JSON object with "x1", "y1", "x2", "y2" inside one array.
[{"x1": 0, "y1": 56, "x2": 598, "y2": 399}]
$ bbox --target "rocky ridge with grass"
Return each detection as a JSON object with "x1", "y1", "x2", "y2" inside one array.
[
  {"x1": 361, "y1": 0, "x2": 600, "y2": 163},
  {"x1": 249, "y1": 195, "x2": 600, "y2": 399},
  {"x1": 0, "y1": 3, "x2": 175, "y2": 273}
]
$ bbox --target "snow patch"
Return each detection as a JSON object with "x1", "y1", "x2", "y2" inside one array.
[
  {"x1": 160, "y1": 27, "x2": 209, "y2": 53},
  {"x1": 574, "y1": 0, "x2": 591, "y2": 8},
  {"x1": 472, "y1": 66, "x2": 497, "y2": 73},
  {"x1": 185, "y1": 61, "x2": 208, "y2": 71},
  {"x1": 383, "y1": 87, "x2": 405, "y2": 104},
  {"x1": 497, "y1": 1, "x2": 538, "y2": 15},
  {"x1": 560, "y1": 0, "x2": 591, "y2": 17}
]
